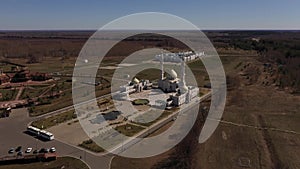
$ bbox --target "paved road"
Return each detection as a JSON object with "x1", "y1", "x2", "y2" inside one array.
[{"x1": 0, "y1": 108, "x2": 113, "y2": 169}]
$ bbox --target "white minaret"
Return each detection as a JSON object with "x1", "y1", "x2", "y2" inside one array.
[
  {"x1": 179, "y1": 58, "x2": 187, "y2": 93},
  {"x1": 160, "y1": 53, "x2": 164, "y2": 80},
  {"x1": 180, "y1": 58, "x2": 186, "y2": 85}
]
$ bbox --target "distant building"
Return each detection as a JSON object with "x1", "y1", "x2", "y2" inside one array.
[
  {"x1": 155, "y1": 51, "x2": 205, "y2": 63},
  {"x1": 251, "y1": 38, "x2": 260, "y2": 42}
]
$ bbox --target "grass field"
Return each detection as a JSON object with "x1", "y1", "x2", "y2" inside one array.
[
  {"x1": 28, "y1": 79, "x2": 111, "y2": 116},
  {"x1": 0, "y1": 88, "x2": 18, "y2": 101},
  {"x1": 0, "y1": 157, "x2": 89, "y2": 169},
  {"x1": 28, "y1": 91, "x2": 73, "y2": 116},
  {"x1": 9, "y1": 57, "x2": 76, "y2": 73},
  {"x1": 31, "y1": 110, "x2": 76, "y2": 129},
  {"x1": 132, "y1": 99, "x2": 149, "y2": 105},
  {"x1": 0, "y1": 62, "x2": 15, "y2": 72},
  {"x1": 20, "y1": 85, "x2": 50, "y2": 99},
  {"x1": 79, "y1": 139, "x2": 105, "y2": 153},
  {"x1": 135, "y1": 68, "x2": 161, "y2": 81},
  {"x1": 114, "y1": 123, "x2": 145, "y2": 137}
]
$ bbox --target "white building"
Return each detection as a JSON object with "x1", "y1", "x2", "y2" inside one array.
[
  {"x1": 117, "y1": 53, "x2": 199, "y2": 107},
  {"x1": 158, "y1": 54, "x2": 199, "y2": 107},
  {"x1": 119, "y1": 78, "x2": 152, "y2": 97},
  {"x1": 168, "y1": 86, "x2": 199, "y2": 106},
  {"x1": 155, "y1": 51, "x2": 204, "y2": 63}
]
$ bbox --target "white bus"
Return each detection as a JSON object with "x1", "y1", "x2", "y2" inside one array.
[
  {"x1": 27, "y1": 126, "x2": 40, "y2": 135},
  {"x1": 27, "y1": 126, "x2": 54, "y2": 141},
  {"x1": 39, "y1": 130, "x2": 54, "y2": 141}
]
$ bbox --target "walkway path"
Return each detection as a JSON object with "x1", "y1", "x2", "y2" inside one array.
[
  {"x1": 208, "y1": 117, "x2": 300, "y2": 135},
  {"x1": 15, "y1": 87, "x2": 24, "y2": 100}
]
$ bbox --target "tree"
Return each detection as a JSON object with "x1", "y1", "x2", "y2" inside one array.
[{"x1": 27, "y1": 54, "x2": 39, "y2": 64}]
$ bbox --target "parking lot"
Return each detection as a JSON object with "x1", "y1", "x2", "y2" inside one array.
[{"x1": 0, "y1": 108, "x2": 113, "y2": 169}]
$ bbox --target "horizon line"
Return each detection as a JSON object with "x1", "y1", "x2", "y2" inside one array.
[{"x1": 0, "y1": 29, "x2": 299, "y2": 32}]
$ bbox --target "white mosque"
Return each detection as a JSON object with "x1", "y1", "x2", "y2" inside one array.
[{"x1": 118, "y1": 53, "x2": 199, "y2": 107}]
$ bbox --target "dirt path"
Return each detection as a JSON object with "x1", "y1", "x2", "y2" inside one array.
[
  {"x1": 208, "y1": 118, "x2": 300, "y2": 135},
  {"x1": 15, "y1": 87, "x2": 24, "y2": 100},
  {"x1": 39, "y1": 84, "x2": 56, "y2": 97},
  {"x1": 256, "y1": 115, "x2": 283, "y2": 169}
]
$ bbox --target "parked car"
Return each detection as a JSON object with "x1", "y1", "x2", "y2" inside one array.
[
  {"x1": 8, "y1": 148, "x2": 14, "y2": 154},
  {"x1": 25, "y1": 147, "x2": 32, "y2": 153},
  {"x1": 33, "y1": 150, "x2": 38, "y2": 154},
  {"x1": 50, "y1": 147, "x2": 56, "y2": 153},
  {"x1": 39, "y1": 148, "x2": 49, "y2": 153},
  {"x1": 15, "y1": 146, "x2": 22, "y2": 152},
  {"x1": 39, "y1": 148, "x2": 46, "y2": 153}
]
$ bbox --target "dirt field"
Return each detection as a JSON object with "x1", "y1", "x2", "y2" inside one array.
[
  {"x1": 194, "y1": 84, "x2": 300, "y2": 169},
  {"x1": 191, "y1": 55, "x2": 300, "y2": 169}
]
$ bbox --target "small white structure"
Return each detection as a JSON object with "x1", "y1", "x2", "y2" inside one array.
[{"x1": 119, "y1": 78, "x2": 152, "y2": 97}]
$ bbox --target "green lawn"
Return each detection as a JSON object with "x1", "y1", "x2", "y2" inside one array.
[
  {"x1": 28, "y1": 80, "x2": 111, "y2": 116},
  {"x1": 114, "y1": 123, "x2": 145, "y2": 137},
  {"x1": 132, "y1": 99, "x2": 149, "y2": 105},
  {"x1": 79, "y1": 139, "x2": 105, "y2": 153},
  {"x1": 28, "y1": 90, "x2": 73, "y2": 116},
  {"x1": 20, "y1": 85, "x2": 50, "y2": 100},
  {"x1": 135, "y1": 68, "x2": 161, "y2": 81},
  {"x1": 24, "y1": 57, "x2": 76, "y2": 73},
  {"x1": 0, "y1": 88, "x2": 18, "y2": 101},
  {"x1": 31, "y1": 110, "x2": 76, "y2": 129}
]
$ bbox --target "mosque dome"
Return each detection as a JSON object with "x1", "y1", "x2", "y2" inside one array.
[
  {"x1": 170, "y1": 69, "x2": 178, "y2": 79},
  {"x1": 133, "y1": 77, "x2": 140, "y2": 84}
]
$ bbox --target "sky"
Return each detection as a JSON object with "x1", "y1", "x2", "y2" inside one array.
[{"x1": 1, "y1": 0, "x2": 299, "y2": 30}]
